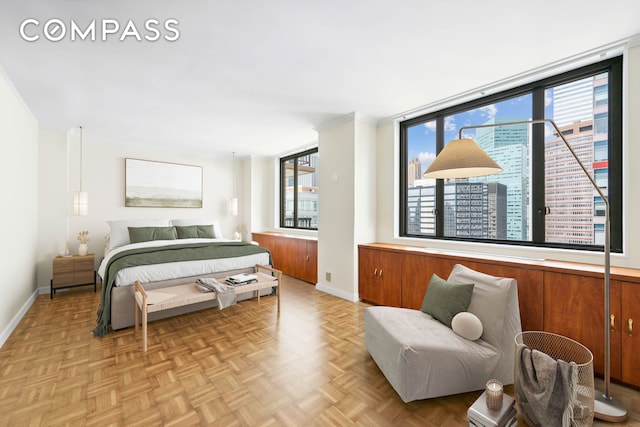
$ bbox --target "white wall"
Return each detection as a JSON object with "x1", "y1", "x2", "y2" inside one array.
[
  {"x1": 374, "y1": 43, "x2": 640, "y2": 269},
  {"x1": 37, "y1": 130, "x2": 69, "y2": 292},
  {"x1": 36, "y1": 130, "x2": 239, "y2": 289},
  {"x1": 0, "y1": 67, "x2": 39, "y2": 345},
  {"x1": 624, "y1": 43, "x2": 640, "y2": 267},
  {"x1": 316, "y1": 113, "x2": 376, "y2": 301},
  {"x1": 352, "y1": 116, "x2": 377, "y2": 262},
  {"x1": 247, "y1": 156, "x2": 275, "y2": 238}
]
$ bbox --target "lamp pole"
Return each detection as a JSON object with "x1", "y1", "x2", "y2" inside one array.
[{"x1": 456, "y1": 119, "x2": 625, "y2": 422}]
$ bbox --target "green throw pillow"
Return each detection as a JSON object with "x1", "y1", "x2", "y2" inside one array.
[
  {"x1": 421, "y1": 274, "x2": 475, "y2": 327},
  {"x1": 175, "y1": 225, "x2": 215, "y2": 239},
  {"x1": 128, "y1": 226, "x2": 177, "y2": 243}
]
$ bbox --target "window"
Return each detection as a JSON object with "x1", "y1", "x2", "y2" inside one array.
[
  {"x1": 280, "y1": 148, "x2": 319, "y2": 230},
  {"x1": 594, "y1": 140, "x2": 608, "y2": 161},
  {"x1": 400, "y1": 56, "x2": 622, "y2": 252},
  {"x1": 594, "y1": 196, "x2": 606, "y2": 217},
  {"x1": 594, "y1": 112, "x2": 608, "y2": 134},
  {"x1": 595, "y1": 168, "x2": 608, "y2": 188},
  {"x1": 594, "y1": 84, "x2": 608, "y2": 107}
]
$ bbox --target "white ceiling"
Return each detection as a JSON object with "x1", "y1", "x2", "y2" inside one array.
[{"x1": 1, "y1": 0, "x2": 639, "y2": 157}]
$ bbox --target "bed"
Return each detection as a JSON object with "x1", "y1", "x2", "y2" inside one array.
[{"x1": 93, "y1": 218, "x2": 271, "y2": 336}]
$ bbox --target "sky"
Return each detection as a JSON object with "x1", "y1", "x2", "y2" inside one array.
[{"x1": 407, "y1": 91, "x2": 558, "y2": 175}]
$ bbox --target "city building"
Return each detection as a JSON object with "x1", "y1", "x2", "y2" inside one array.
[{"x1": 475, "y1": 118, "x2": 530, "y2": 241}]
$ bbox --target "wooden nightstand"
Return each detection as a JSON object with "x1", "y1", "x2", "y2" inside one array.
[{"x1": 51, "y1": 254, "x2": 96, "y2": 299}]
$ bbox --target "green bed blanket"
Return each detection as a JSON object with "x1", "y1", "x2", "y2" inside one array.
[{"x1": 93, "y1": 241, "x2": 270, "y2": 337}]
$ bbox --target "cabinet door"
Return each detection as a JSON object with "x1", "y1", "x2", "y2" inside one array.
[
  {"x1": 253, "y1": 233, "x2": 281, "y2": 270},
  {"x1": 621, "y1": 282, "x2": 640, "y2": 385},
  {"x1": 544, "y1": 272, "x2": 621, "y2": 379},
  {"x1": 358, "y1": 247, "x2": 379, "y2": 303},
  {"x1": 289, "y1": 238, "x2": 306, "y2": 281},
  {"x1": 401, "y1": 254, "x2": 456, "y2": 309},
  {"x1": 300, "y1": 240, "x2": 317, "y2": 284},
  {"x1": 358, "y1": 247, "x2": 401, "y2": 306},
  {"x1": 281, "y1": 237, "x2": 316, "y2": 283},
  {"x1": 377, "y1": 251, "x2": 402, "y2": 307},
  {"x1": 253, "y1": 233, "x2": 317, "y2": 282},
  {"x1": 278, "y1": 236, "x2": 301, "y2": 277}
]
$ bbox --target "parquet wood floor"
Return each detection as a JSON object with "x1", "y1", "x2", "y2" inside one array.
[{"x1": 1, "y1": 276, "x2": 638, "y2": 426}]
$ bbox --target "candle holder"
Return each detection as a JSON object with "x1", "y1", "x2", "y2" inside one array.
[{"x1": 485, "y1": 379, "x2": 503, "y2": 410}]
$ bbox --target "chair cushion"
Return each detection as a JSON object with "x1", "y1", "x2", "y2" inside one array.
[
  {"x1": 447, "y1": 264, "x2": 512, "y2": 347},
  {"x1": 421, "y1": 274, "x2": 475, "y2": 327},
  {"x1": 364, "y1": 306, "x2": 499, "y2": 402}
]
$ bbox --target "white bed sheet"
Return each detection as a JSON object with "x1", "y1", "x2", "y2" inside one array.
[{"x1": 98, "y1": 238, "x2": 270, "y2": 287}]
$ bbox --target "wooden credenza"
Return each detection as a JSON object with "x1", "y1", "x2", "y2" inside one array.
[
  {"x1": 252, "y1": 232, "x2": 317, "y2": 284},
  {"x1": 358, "y1": 243, "x2": 640, "y2": 388}
]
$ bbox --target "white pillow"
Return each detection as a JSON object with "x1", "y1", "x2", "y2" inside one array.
[
  {"x1": 451, "y1": 312, "x2": 483, "y2": 341},
  {"x1": 107, "y1": 219, "x2": 171, "y2": 250},
  {"x1": 170, "y1": 219, "x2": 224, "y2": 239}
]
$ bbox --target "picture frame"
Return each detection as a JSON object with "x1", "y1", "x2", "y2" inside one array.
[{"x1": 125, "y1": 158, "x2": 203, "y2": 208}]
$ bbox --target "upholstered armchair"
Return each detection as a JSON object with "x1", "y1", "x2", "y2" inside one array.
[{"x1": 364, "y1": 264, "x2": 522, "y2": 402}]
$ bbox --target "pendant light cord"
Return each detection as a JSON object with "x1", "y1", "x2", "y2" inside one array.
[{"x1": 79, "y1": 125, "x2": 83, "y2": 192}]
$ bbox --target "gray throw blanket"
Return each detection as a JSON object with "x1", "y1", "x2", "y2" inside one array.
[
  {"x1": 515, "y1": 343, "x2": 578, "y2": 427},
  {"x1": 196, "y1": 278, "x2": 237, "y2": 310}
]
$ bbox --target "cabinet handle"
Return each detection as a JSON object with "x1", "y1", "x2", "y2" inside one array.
[
  {"x1": 306, "y1": 255, "x2": 309, "y2": 262},
  {"x1": 379, "y1": 269, "x2": 383, "y2": 278},
  {"x1": 610, "y1": 314, "x2": 615, "y2": 332},
  {"x1": 374, "y1": 268, "x2": 378, "y2": 276},
  {"x1": 628, "y1": 319, "x2": 633, "y2": 337}
]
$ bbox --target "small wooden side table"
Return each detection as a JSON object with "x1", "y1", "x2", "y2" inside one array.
[{"x1": 51, "y1": 254, "x2": 96, "y2": 299}]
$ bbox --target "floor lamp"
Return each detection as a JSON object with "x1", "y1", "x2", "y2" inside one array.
[{"x1": 423, "y1": 118, "x2": 627, "y2": 422}]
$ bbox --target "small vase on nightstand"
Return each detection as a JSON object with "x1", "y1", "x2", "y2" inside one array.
[{"x1": 78, "y1": 243, "x2": 88, "y2": 256}]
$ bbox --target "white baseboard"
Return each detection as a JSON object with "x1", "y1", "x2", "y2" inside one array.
[
  {"x1": 315, "y1": 283, "x2": 359, "y2": 302},
  {"x1": 0, "y1": 287, "x2": 40, "y2": 348}
]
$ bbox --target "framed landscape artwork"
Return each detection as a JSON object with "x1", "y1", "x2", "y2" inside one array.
[{"x1": 125, "y1": 158, "x2": 203, "y2": 208}]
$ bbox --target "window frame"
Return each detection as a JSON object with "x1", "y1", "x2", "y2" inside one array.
[
  {"x1": 279, "y1": 147, "x2": 319, "y2": 231},
  {"x1": 399, "y1": 56, "x2": 622, "y2": 253}
]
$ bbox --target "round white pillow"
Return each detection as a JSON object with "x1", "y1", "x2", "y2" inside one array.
[{"x1": 451, "y1": 312, "x2": 483, "y2": 341}]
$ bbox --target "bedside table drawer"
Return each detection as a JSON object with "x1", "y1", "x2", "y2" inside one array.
[
  {"x1": 74, "y1": 257, "x2": 94, "y2": 271},
  {"x1": 53, "y1": 258, "x2": 73, "y2": 274},
  {"x1": 52, "y1": 271, "x2": 74, "y2": 287},
  {"x1": 51, "y1": 254, "x2": 96, "y2": 298},
  {"x1": 74, "y1": 270, "x2": 95, "y2": 284}
]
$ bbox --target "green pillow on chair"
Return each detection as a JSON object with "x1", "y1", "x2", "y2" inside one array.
[{"x1": 421, "y1": 273, "x2": 475, "y2": 328}]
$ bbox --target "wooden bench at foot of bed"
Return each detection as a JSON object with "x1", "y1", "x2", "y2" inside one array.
[{"x1": 134, "y1": 264, "x2": 281, "y2": 351}]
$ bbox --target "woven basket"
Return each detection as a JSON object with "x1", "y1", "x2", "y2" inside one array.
[{"x1": 515, "y1": 331, "x2": 594, "y2": 427}]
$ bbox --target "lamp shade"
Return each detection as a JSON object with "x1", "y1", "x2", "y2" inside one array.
[
  {"x1": 73, "y1": 191, "x2": 88, "y2": 216},
  {"x1": 423, "y1": 138, "x2": 502, "y2": 179}
]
